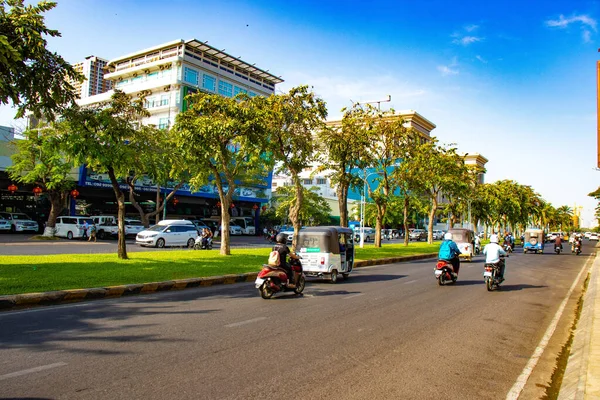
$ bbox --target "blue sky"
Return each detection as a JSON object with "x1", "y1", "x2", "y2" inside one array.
[{"x1": 2, "y1": 0, "x2": 599, "y2": 226}]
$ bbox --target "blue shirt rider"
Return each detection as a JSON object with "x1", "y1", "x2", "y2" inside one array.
[{"x1": 438, "y1": 232, "x2": 461, "y2": 274}]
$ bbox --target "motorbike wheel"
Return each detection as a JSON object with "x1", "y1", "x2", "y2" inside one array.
[
  {"x1": 486, "y1": 277, "x2": 493, "y2": 291},
  {"x1": 193, "y1": 243, "x2": 200, "y2": 250},
  {"x1": 294, "y1": 276, "x2": 306, "y2": 294},
  {"x1": 438, "y1": 275, "x2": 445, "y2": 286},
  {"x1": 260, "y1": 283, "x2": 274, "y2": 299}
]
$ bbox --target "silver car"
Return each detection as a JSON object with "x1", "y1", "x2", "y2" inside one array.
[{"x1": 0, "y1": 217, "x2": 10, "y2": 232}]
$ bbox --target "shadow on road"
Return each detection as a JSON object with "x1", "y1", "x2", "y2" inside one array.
[
  {"x1": 454, "y1": 280, "x2": 482, "y2": 286},
  {"x1": 310, "y1": 274, "x2": 407, "y2": 284},
  {"x1": 495, "y1": 284, "x2": 547, "y2": 291}
]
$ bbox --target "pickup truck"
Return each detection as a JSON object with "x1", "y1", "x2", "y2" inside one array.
[{"x1": 96, "y1": 221, "x2": 119, "y2": 239}]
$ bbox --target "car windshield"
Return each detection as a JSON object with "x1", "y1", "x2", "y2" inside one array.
[
  {"x1": 126, "y1": 220, "x2": 143, "y2": 226},
  {"x1": 81, "y1": 218, "x2": 94, "y2": 225},
  {"x1": 147, "y1": 225, "x2": 166, "y2": 232},
  {"x1": 12, "y1": 214, "x2": 30, "y2": 220}
]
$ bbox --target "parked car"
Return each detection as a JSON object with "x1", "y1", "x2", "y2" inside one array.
[
  {"x1": 590, "y1": 233, "x2": 599, "y2": 241},
  {"x1": 354, "y1": 227, "x2": 375, "y2": 243},
  {"x1": 433, "y1": 230, "x2": 445, "y2": 240},
  {"x1": 136, "y1": 220, "x2": 199, "y2": 248},
  {"x1": 585, "y1": 231, "x2": 592, "y2": 239},
  {"x1": 55, "y1": 216, "x2": 95, "y2": 239},
  {"x1": 0, "y1": 216, "x2": 11, "y2": 232},
  {"x1": 124, "y1": 219, "x2": 145, "y2": 237},
  {"x1": 223, "y1": 222, "x2": 243, "y2": 235},
  {"x1": 409, "y1": 229, "x2": 427, "y2": 241},
  {"x1": 0, "y1": 212, "x2": 39, "y2": 233}
]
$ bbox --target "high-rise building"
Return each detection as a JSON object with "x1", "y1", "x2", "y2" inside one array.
[{"x1": 70, "y1": 56, "x2": 113, "y2": 99}]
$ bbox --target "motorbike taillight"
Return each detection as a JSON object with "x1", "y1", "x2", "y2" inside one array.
[
  {"x1": 320, "y1": 257, "x2": 325, "y2": 265},
  {"x1": 485, "y1": 266, "x2": 492, "y2": 272}
]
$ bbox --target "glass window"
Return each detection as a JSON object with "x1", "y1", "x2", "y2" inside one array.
[
  {"x1": 218, "y1": 80, "x2": 233, "y2": 97},
  {"x1": 130, "y1": 75, "x2": 143, "y2": 84},
  {"x1": 303, "y1": 179, "x2": 312, "y2": 185},
  {"x1": 160, "y1": 95, "x2": 169, "y2": 106},
  {"x1": 147, "y1": 72, "x2": 159, "y2": 79},
  {"x1": 158, "y1": 118, "x2": 169, "y2": 129},
  {"x1": 234, "y1": 86, "x2": 247, "y2": 96},
  {"x1": 317, "y1": 178, "x2": 327, "y2": 185},
  {"x1": 184, "y1": 67, "x2": 198, "y2": 85},
  {"x1": 248, "y1": 91, "x2": 256, "y2": 97},
  {"x1": 202, "y1": 74, "x2": 216, "y2": 91},
  {"x1": 116, "y1": 79, "x2": 129, "y2": 88}
]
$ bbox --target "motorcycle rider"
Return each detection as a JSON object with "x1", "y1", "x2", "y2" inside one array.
[
  {"x1": 438, "y1": 232, "x2": 461, "y2": 275},
  {"x1": 572, "y1": 234, "x2": 582, "y2": 253},
  {"x1": 555, "y1": 233, "x2": 563, "y2": 251},
  {"x1": 483, "y1": 234, "x2": 508, "y2": 281},
  {"x1": 503, "y1": 232, "x2": 514, "y2": 251},
  {"x1": 201, "y1": 227, "x2": 212, "y2": 249},
  {"x1": 474, "y1": 234, "x2": 481, "y2": 254},
  {"x1": 272, "y1": 233, "x2": 300, "y2": 284}
]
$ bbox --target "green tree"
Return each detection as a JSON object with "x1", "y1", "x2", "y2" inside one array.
[
  {"x1": 265, "y1": 86, "x2": 327, "y2": 248},
  {"x1": 315, "y1": 103, "x2": 371, "y2": 227},
  {"x1": 172, "y1": 92, "x2": 271, "y2": 255},
  {"x1": 273, "y1": 185, "x2": 332, "y2": 226},
  {"x1": 413, "y1": 140, "x2": 468, "y2": 244},
  {"x1": 7, "y1": 124, "x2": 74, "y2": 235},
  {"x1": 61, "y1": 90, "x2": 150, "y2": 259},
  {"x1": 0, "y1": 0, "x2": 82, "y2": 119}
]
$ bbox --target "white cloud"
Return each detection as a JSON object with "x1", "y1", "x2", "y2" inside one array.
[
  {"x1": 545, "y1": 14, "x2": 597, "y2": 31},
  {"x1": 465, "y1": 24, "x2": 479, "y2": 32},
  {"x1": 583, "y1": 29, "x2": 592, "y2": 42},
  {"x1": 437, "y1": 65, "x2": 459, "y2": 76},
  {"x1": 475, "y1": 55, "x2": 487, "y2": 63},
  {"x1": 453, "y1": 35, "x2": 483, "y2": 45}
]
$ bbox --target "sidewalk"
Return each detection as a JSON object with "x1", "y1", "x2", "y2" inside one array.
[{"x1": 559, "y1": 250, "x2": 600, "y2": 399}]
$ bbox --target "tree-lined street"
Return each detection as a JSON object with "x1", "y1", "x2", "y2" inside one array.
[{"x1": 0, "y1": 243, "x2": 591, "y2": 399}]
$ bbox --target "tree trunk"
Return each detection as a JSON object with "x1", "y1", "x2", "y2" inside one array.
[
  {"x1": 214, "y1": 172, "x2": 233, "y2": 256},
  {"x1": 375, "y1": 203, "x2": 384, "y2": 248},
  {"x1": 289, "y1": 175, "x2": 303, "y2": 250},
  {"x1": 428, "y1": 194, "x2": 437, "y2": 244},
  {"x1": 108, "y1": 168, "x2": 127, "y2": 259},
  {"x1": 403, "y1": 196, "x2": 410, "y2": 246},
  {"x1": 129, "y1": 179, "x2": 184, "y2": 228},
  {"x1": 44, "y1": 190, "x2": 65, "y2": 236},
  {"x1": 337, "y1": 182, "x2": 349, "y2": 227}
]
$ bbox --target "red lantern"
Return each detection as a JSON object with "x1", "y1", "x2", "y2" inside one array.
[
  {"x1": 252, "y1": 204, "x2": 259, "y2": 210},
  {"x1": 216, "y1": 201, "x2": 221, "y2": 208},
  {"x1": 70, "y1": 189, "x2": 79, "y2": 198},
  {"x1": 173, "y1": 197, "x2": 179, "y2": 205},
  {"x1": 32, "y1": 187, "x2": 43, "y2": 196},
  {"x1": 261, "y1": 205, "x2": 267, "y2": 212},
  {"x1": 230, "y1": 203, "x2": 235, "y2": 209},
  {"x1": 7, "y1": 184, "x2": 17, "y2": 194}
]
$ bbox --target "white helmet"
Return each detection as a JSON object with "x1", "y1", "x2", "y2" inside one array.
[
  {"x1": 444, "y1": 232, "x2": 453, "y2": 241},
  {"x1": 490, "y1": 234, "x2": 499, "y2": 243}
]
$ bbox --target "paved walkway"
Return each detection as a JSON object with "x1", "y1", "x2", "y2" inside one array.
[{"x1": 559, "y1": 246, "x2": 600, "y2": 399}]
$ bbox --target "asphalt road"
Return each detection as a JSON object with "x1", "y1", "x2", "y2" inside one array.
[{"x1": 0, "y1": 242, "x2": 592, "y2": 399}]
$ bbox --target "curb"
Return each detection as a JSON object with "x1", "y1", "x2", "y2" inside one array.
[{"x1": 0, "y1": 252, "x2": 438, "y2": 311}]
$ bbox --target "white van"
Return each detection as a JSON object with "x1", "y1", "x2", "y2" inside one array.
[
  {"x1": 136, "y1": 219, "x2": 199, "y2": 248},
  {"x1": 55, "y1": 216, "x2": 95, "y2": 239},
  {"x1": 232, "y1": 217, "x2": 256, "y2": 235}
]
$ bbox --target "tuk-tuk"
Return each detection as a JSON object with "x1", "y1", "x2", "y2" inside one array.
[
  {"x1": 297, "y1": 226, "x2": 355, "y2": 284},
  {"x1": 447, "y1": 228, "x2": 475, "y2": 262},
  {"x1": 523, "y1": 229, "x2": 545, "y2": 254}
]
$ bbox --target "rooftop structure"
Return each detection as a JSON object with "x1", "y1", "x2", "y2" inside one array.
[{"x1": 69, "y1": 56, "x2": 112, "y2": 99}]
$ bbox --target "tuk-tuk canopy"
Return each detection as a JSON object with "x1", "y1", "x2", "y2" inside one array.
[
  {"x1": 297, "y1": 226, "x2": 354, "y2": 255},
  {"x1": 447, "y1": 228, "x2": 474, "y2": 243},
  {"x1": 524, "y1": 229, "x2": 544, "y2": 240}
]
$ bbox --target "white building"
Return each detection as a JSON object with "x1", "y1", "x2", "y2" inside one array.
[
  {"x1": 79, "y1": 39, "x2": 282, "y2": 130},
  {"x1": 70, "y1": 56, "x2": 112, "y2": 99}
]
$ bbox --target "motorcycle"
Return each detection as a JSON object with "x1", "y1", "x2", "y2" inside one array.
[
  {"x1": 484, "y1": 256, "x2": 506, "y2": 291},
  {"x1": 475, "y1": 242, "x2": 481, "y2": 255},
  {"x1": 573, "y1": 242, "x2": 582, "y2": 255},
  {"x1": 503, "y1": 243, "x2": 513, "y2": 253},
  {"x1": 554, "y1": 244, "x2": 562, "y2": 255},
  {"x1": 194, "y1": 236, "x2": 213, "y2": 250},
  {"x1": 434, "y1": 259, "x2": 457, "y2": 286},
  {"x1": 255, "y1": 256, "x2": 306, "y2": 299}
]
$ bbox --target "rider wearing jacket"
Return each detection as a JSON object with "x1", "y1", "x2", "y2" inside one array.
[
  {"x1": 483, "y1": 234, "x2": 507, "y2": 280},
  {"x1": 272, "y1": 233, "x2": 299, "y2": 282},
  {"x1": 438, "y1": 232, "x2": 461, "y2": 274}
]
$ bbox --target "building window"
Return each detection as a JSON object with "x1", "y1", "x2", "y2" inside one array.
[
  {"x1": 248, "y1": 91, "x2": 256, "y2": 97},
  {"x1": 234, "y1": 86, "x2": 247, "y2": 96},
  {"x1": 272, "y1": 182, "x2": 278, "y2": 187},
  {"x1": 130, "y1": 75, "x2": 143, "y2": 84},
  {"x1": 160, "y1": 95, "x2": 169, "y2": 106},
  {"x1": 218, "y1": 80, "x2": 233, "y2": 97},
  {"x1": 303, "y1": 179, "x2": 312, "y2": 185},
  {"x1": 184, "y1": 67, "x2": 198, "y2": 85},
  {"x1": 317, "y1": 178, "x2": 327, "y2": 185},
  {"x1": 147, "y1": 72, "x2": 159, "y2": 80},
  {"x1": 202, "y1": 74, "x2": 216, "y2": 92},
  {"x1": 158, "y1": 118, "x2": 169, "y2": 129}
]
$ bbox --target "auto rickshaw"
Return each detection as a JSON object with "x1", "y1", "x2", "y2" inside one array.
[
  {"x1": 447, "y1": 228, "x2": 475, "y2": 262},
  {"x1": 523, "y1": 228, "x2": 545, "y2": 254},
  {"x1": 297, "y1": 226, "x2": 355, "y2": 284}
]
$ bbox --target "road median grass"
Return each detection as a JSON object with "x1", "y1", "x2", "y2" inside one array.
[{"x1": 0, "y1": 242, "x2": 440, "y2": 295}]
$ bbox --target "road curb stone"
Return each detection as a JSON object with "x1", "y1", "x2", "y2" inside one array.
[{"x1": 0, "y1": 252, "x2": 438, "y2": 311}]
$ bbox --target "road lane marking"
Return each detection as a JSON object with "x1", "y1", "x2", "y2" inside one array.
[
  {"x1": 506, "y1": 256, "x2": 592, "y2": 400},
  {"x1": 225, "y1": 317, "x2": 267, "y2": 328},
  {"x1": 0, "y1": 362, "x2": 67, "y2": 381},
  {"x1": 344, "y1": 293, "x2": 364, "y2": 299},
  {"x1": 403, "y1": 280, "x2": 418, "y2": 285}
]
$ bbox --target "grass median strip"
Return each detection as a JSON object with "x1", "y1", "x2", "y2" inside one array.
[{"x1": 0, "y1": 242, "x2": 441, "y2": 295}]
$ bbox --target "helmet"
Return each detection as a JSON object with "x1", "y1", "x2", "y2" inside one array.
[
  {"x1": 444, "y1": 232, "x2": 453, "y2": 241},
  {"x1": 490, "y1": 234, "x2": 499, "y2": 244},
  {"x1": 275, "y1": 233, "x2": 288, "y2": 244}
]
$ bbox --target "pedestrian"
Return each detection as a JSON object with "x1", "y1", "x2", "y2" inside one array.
[
  {"x1": 82, "y1": 220, "x2": 89, "y2": 239},
  {"x1": 88, "y1": 224, "x2": 97, "y2": 242}
]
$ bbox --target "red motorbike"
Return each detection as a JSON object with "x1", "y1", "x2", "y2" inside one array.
[
  {"x1": 434, "y1": 260, "x2": 457, "y2": 286},
  {"x1": 255, "y1": 257, "x2": 306, "y2": 299}
]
